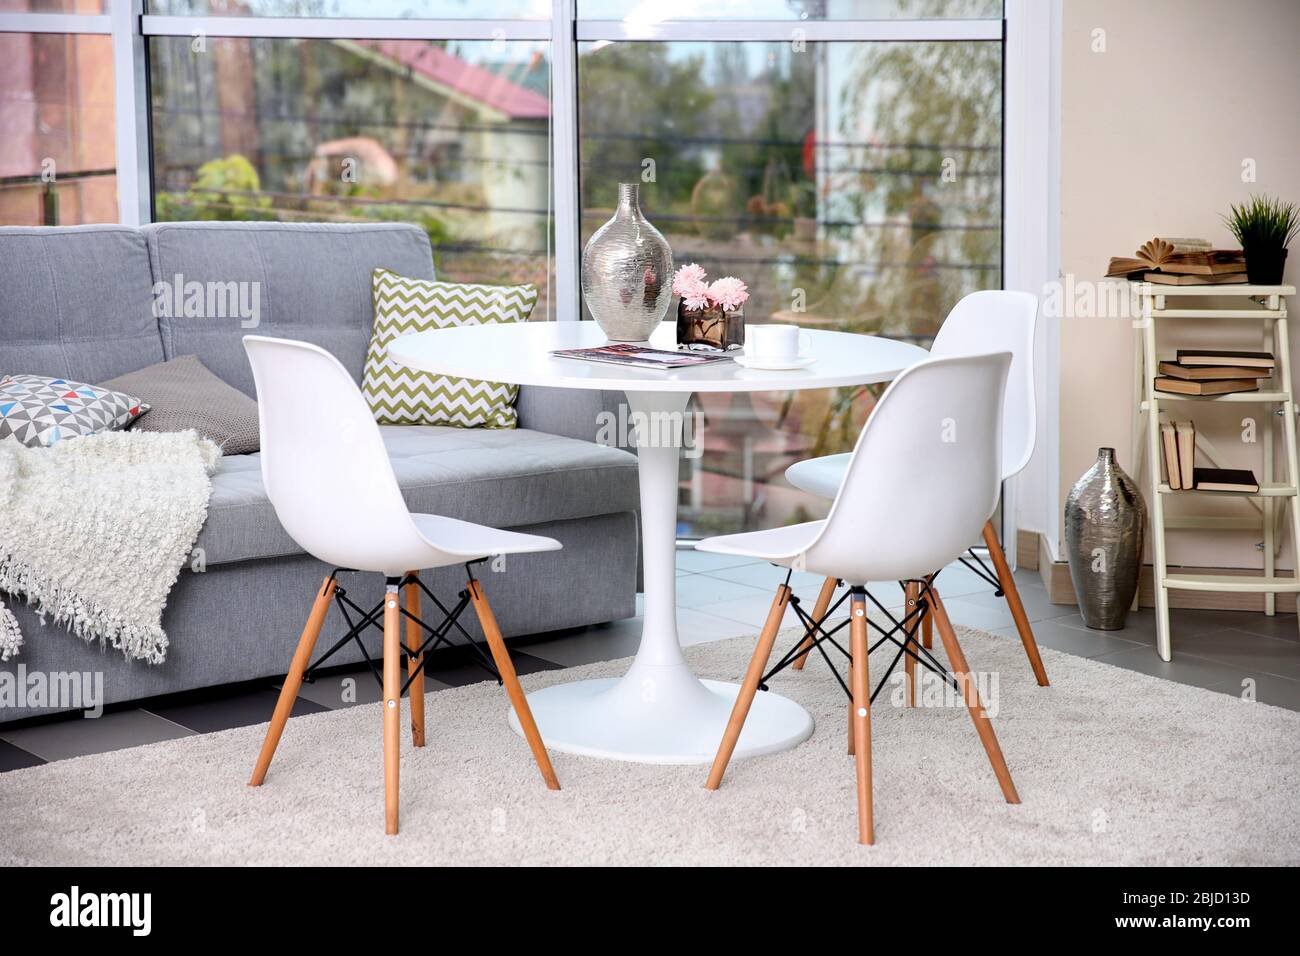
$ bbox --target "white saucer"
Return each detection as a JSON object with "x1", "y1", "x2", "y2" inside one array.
[{"x1": 734, "y1": 354, "x2": 816, "y2": 371}]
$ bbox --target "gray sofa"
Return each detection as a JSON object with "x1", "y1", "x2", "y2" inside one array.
[{"x1": 0, "y1": 221, "x2": 639, "y2": 723}]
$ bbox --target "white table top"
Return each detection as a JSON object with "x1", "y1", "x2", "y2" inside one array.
[{"x1": 389, "y1": 321, "x2": 929, "y2": 394}]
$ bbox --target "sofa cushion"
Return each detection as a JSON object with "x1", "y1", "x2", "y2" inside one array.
[
  {"x1": 193, "y1": 425, "x2": 640, "y2": 566},
  {"x1": 363, "y1": 268, "x2": 538, "y2": 429},
  {"x1": 142, "y1": 222, "x2": 437, "y2": 397},
  {"x1": 100, "y1": 355, "x2": 261, "y2": 455},
  {"x1": 0, "y1": 225, "x2": 165, "y2": 383}
]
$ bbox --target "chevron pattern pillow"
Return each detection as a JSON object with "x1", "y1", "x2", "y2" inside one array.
[{"x1": 363, "y1": 268, "x2": 538, "y2": 429}]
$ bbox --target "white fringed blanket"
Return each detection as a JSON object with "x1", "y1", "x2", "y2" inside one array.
[{"x1": 0, "y1": 430, "x2": 220, "y2": 664}]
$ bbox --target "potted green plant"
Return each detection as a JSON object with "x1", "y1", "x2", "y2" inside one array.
[{"x1": 1222, "y1": 193, "x2": 1300, "y2": 285}]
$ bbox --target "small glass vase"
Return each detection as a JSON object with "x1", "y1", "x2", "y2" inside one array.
[{"x1": 676, "y1": 301, "x2": 744, "y2": 352}]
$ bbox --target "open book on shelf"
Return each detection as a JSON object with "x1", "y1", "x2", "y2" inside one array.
[{"x1": 1107, "y1": 238, "x2": 1245, "y2": 279}]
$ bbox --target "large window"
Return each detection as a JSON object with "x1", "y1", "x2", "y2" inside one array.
[
  {"x1": 579, "y1": 37, "x2": 1001, "y2": 534},
  {"x1": 148, "y1": 35, "x2": 555, "y2": 316},
  {"x1": 0, "y1": 1, "x2": 1006, "y2": 537},
  {"x1": 0, "y1": 30, "x2": 116, "y2": 224}
]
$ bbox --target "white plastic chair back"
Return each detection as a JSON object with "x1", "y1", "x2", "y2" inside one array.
[
  {"x1": 931, "y1": 290, "x2": 1037, "y2": 480},
  {"x1": 802, "y1": 352, "x2": 1011, "y2": 584},
  {"x1": 243, "y1": 335, "x2": 444, "y2": 574}
]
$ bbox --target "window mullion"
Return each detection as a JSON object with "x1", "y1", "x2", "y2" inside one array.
[
  {"x1": 111, "y1": 0, "x2": 150, "y2": 225},
  {"x1": 552, "y1": 0, "x2": 579, "y2": 321}
]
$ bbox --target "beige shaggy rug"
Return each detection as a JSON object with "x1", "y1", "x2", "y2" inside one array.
[{"x1": 2, "y1": 625, "x2": 1298, "y2": 866}]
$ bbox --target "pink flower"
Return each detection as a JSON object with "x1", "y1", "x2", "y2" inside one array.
[
  {"x1": 708, "y1": 276, "x2": 749, "y2": 312},
  {"x1": 681, "y1": 281, "x2": 712, "y2": 311},
  {"x1": 672, "y1": 262, "x2": 708, "y2": 296}
]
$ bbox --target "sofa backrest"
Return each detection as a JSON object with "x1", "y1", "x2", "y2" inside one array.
[
  {"x1": 0, "y1": 225, "x2": 165, "y2": 383},
  {"x1": 142, "y1": 221, "x2": 436, "y2": 396}
]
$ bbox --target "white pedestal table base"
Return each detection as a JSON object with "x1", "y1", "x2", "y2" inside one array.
[{"x1": 508, "y1": 388, "x2": 814, "y2": 764}]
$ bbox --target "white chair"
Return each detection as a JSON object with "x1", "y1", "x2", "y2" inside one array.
[
  {"x1": 786, "y1": 290, "x2": 1049, "y2": 688},
  {"x1": 243, "y1": 335, "x2": 561, "y2": 835},
  {"x1": 699, "y1": 352, "x2": 1019, "y2": 844}
]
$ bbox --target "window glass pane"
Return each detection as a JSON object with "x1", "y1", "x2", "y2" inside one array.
[
  {"x1": 0, "y1": 32, "x2": 117, "y2": 225},
  {"x1": 147, "y1": 0, "x2": 551, "y2": 17},
  {"x1": 149, "y1": 36, "x2": 554, "y2": 318},
  {"x1": 578, "y1": 0, "x2": 1001, "y2": 20},
  {"x1": 579, "y1": 39, "x2": 1001, "y2": 536},
  {"x1": 0, "y1": 1, "x2": 104, "y2": 12}
]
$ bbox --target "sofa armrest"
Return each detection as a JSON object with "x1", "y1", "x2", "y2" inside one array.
[{"x1": 516, "y1": 385, "x2": 628, "y2": 445}]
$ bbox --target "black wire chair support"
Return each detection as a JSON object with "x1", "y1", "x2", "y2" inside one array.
[
  {"x1": 957, "y1": 546, "x2": 1003, "y2": 596},
  {"x1": 301, "y1": 561, "x2": 501, "y2": 695},
  {"x1": 759, "y1": 573, "x2": 962, "y2": 706}
]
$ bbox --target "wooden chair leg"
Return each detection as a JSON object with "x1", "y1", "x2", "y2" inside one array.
[
  {"x1": 982, "y1": 520, "x2": 1050, "y2": 687},
  {"x1": 904, "y1": 581, "x2": 919, "y2": 707},
  {"x1": 929, "y1": 586, "x2": 1020, "y2": 804},
  {"x1": 847, "y1": 700, "x2": 855, "y2": 755},
  {"x1": 849, "y1": 590, "x2": 874, "y2": 845},
  {"x1": 921, "y1": 576, "x2": 934, "y2": 650},
  {"x1": 468, "y1": 578, "x2": 560, "y2": 791},
  {"x1": 383, "y1": 583, "x2": 402, "y2": 835},
  {"x1": 792, "y1": 576, "x2": 837, "y2": 670},
  {"x1": 706, "y1": 584, "x2": 791, "y2": 790},
  {"x1": 249, "y1": 575, "x2": 335, "y2": 787},
  {"x1": 404, "y1": 571, "x2": 426, "y2": 747}
]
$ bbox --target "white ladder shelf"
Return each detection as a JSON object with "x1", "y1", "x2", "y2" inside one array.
[{"x1": 1130, "y1": 283, "x2": 1299, "y2": 660}]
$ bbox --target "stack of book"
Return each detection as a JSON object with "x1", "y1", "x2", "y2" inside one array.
[
  {"x1": 1154, "y1": 350, "x2": 1274, "y2": 396},
  {"x1": 1160, "y1": 419, "x2": 1259, "y2": 492},
  {"x1": 1106, "y1": 237, "x2": 1246, "y2": 285}
]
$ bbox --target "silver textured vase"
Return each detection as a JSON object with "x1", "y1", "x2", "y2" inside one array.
[
  {"x1": 581, "y1": 182, "x2": 673, "y2": 341},
  {"x1": 1065, "y1": 447, "x2": 1147, "y2": 630}
]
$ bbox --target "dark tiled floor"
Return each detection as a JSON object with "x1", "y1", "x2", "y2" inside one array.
[
  {"x1": 418, "y1": 647, "x2": 562, "y2": 688},
  {"x1": 0, "y1": 738, "x2": 44, "y2": 772},
  {"x1": 1, "y1": 708, "x2": 194, "y2": 763},
  {"x1": 148, "y1": 686, "x2": 330, "y2": 735},
  {"x1": 3, "y1": 552, "x2": 1300, "y2": 772}
]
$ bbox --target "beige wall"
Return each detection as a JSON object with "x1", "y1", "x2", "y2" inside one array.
[{"x1": 1058, "y1": 0, "x2": 1300, "y2": 569}]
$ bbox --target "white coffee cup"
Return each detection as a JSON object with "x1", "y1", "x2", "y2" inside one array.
[{"x1": 745, "y1": 324, "x2": 811, "y2": 362}]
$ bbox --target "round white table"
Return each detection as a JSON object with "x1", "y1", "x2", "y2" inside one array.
[{"x1": 390, "y1": 321, "x2": 928, "y2": 764}]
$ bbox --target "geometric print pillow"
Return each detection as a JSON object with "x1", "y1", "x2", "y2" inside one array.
[
  {"x1": 0, "y1": 374, "x2": 149, "y2": 448},
  {"x1": 362, "y1": 267, "x2": 538, "y2": 429}
]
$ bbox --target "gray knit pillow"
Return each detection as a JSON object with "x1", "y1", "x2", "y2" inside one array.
[{"x1": 100, "y1": 355, "x2": 260, "y2": 455}]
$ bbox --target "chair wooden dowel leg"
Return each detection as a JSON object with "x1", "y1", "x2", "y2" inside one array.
[
  {"x1": 849, "y1": 591, "x2": 874, "y2": 845},
  {"x1": 706, "y1": 584, "x2": 791, "y2": 790},
  {"x1": 383, "y1": 584, "x2": 402, "y2": 835},
  {"x1": 904, "y1": 581, "x2": 919, "y2": 707},
  {"x1": 847, "y1": 700, "x2": 855, "y2": 755},
  {"x1": 404, "y1": 571, "x2": 426, "y2": 747},
  {"x1": 930, "y1": 586, "x2": 1020, "y2": 804},
  {"x1": 921, "y1": 575, "x2": 934, "y2": 650},
  {"x1": 982, "y1": 520, "x2": 1049, "y2": 686},
  {"x1": 469, "y1": 579, "x2": 560, "y2": 791},
  {"x1": 792, "y1": 576, "x2": 836, "y2": 671},
  {"x1": 250, "y1": 575, "x2": 335, "y2": 787}
]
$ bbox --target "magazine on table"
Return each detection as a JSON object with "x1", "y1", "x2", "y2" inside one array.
[{"x1": 550, "y1": 343, "x2": 734, "y2": 370}]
